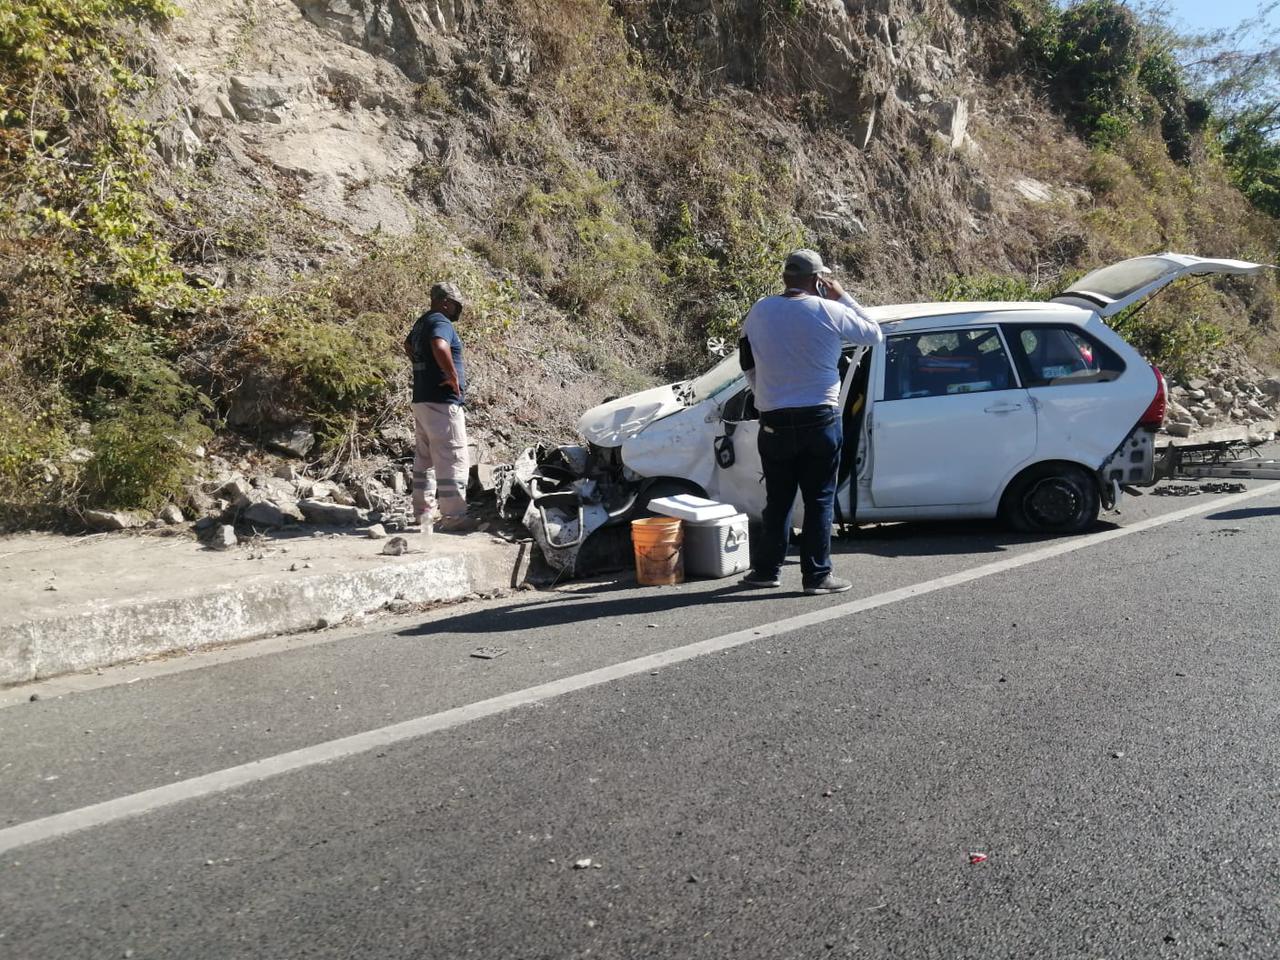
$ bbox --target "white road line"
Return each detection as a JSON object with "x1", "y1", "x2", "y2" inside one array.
[{"x1": 2, "y1": 481, "x2": 1277, "y2": 855}]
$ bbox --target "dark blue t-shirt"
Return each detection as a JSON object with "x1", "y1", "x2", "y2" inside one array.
[{"x1": 409, "y1": 311, "x2": 466, "y2": 405}]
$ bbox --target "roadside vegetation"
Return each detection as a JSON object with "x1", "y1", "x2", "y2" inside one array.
[
  {"x1": 0, "y1": 0, "x2": 215, "y2": 524},
  {"x1": 0, "y1": 0, "x2": 1277, "y2": 526}
]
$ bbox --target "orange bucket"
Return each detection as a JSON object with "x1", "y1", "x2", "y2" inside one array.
[{"x1": 631, "y1": 517, "x2": 684, "y2": 586}]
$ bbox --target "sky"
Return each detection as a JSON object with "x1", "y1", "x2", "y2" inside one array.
[{"x1": 1157, "y1": 0, "x2": 1278, "y2": 34}]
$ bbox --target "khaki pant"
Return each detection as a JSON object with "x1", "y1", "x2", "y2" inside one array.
[{"x1": 411, "y1": 401, "x2": 469, "y2": 520}]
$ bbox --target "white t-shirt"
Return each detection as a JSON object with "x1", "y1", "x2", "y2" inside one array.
[{"x1": 742, "y1": 291, "x2": 883, "y2": 411}]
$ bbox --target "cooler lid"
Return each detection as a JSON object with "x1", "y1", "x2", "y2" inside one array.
[{"x1": 648, "y1": 495, "x2": 740, "y2": 523}]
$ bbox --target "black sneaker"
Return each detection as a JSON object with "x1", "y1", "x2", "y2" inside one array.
[
  {"x1": 740, "y1": 571, "x2": 781, "y2": 588},
  {"x1": 803, "y1": 575, "x2": 852, "y2": 595}
]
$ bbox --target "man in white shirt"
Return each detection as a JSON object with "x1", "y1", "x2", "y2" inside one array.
[{"x1": 738, "y1": 249, "x2": 884, "y2": 594}]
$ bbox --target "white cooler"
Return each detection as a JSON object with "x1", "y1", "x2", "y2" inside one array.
[
  {"x1": 649, "y1": 496, "x2": 750, "y2": 579},
  {"x1": 682, "y1": 512, "x2": 750, "y2": 579}
]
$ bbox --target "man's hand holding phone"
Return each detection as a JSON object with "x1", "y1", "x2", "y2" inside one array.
[{"x1": 818, "y1": 271, "x2": 846, "y2": 301}]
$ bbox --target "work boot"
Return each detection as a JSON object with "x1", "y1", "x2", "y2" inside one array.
[
  {"x1": 740, "y1": 571, "x2": 781, "y2": 588},
  {"x1": 803, "y1": 575, "x2": 852, "y2": 595}
]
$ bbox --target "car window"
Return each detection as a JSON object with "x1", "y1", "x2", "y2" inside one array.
[
  {"x1": 1009, "y1": 326, "x2": 1125, "y2": 386},
  {"x1": 1066, "y1": 258, "x2": 1173, "y2": 301},
  {"x1": 883, "y1": 327, "x2": 1016, "y2": 401}
]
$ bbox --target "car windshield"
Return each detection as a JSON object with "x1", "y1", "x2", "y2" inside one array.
[{"x1": 682, "y1": 352, "x2": 744, "y2": 405}]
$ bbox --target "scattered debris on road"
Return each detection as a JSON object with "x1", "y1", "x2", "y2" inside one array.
[
  {"x1": 470, "y1": 647, "x2": 508, "y2": 660},
  {"x1": 1153, "y1": 481, "x2": 1249, "y2": 496},
  {"x1": 968, "y1": 852, "x2": 988, "y2": 864}
]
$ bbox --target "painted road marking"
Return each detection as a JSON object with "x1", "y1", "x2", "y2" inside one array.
[{"x1": 2, "y1": 481, "x2": 1277, "y2": 855}]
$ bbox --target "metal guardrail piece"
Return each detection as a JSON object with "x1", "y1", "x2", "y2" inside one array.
[{"x1": 1165, "y1": 440, "x2": 1280, "y2": 482}]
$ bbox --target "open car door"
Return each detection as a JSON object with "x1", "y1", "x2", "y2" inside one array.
[{"x1": 1052, "y1": 253, "x2": 1272, "y2": 317}]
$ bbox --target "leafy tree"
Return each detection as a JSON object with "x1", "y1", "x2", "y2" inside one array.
[
  {"x1": 1220, "y1": 106, "x2": 1280, "y2": 217},
  {"x1": 1134, "y1": 2, "x2": 1280, "y2": 214},
  {"x1": 1172, "y1": 1, "x2": 1280, "y2": 116},
  {"x1": 1016, "y1": 0, "x2": 1203, "y2": 157}
]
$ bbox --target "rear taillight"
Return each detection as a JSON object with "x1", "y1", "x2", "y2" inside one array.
[{"x1": 1138, "y1": 364, "x2": 1166, "y2": 429}]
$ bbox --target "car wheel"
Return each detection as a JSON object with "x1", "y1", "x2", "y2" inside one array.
[{"x1": 1001, "y1": 463, "x2": 1100, "y2": 534}]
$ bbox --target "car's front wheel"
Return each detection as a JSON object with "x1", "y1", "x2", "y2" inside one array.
[{"x1": 1000, "y1": 463, "x2": 1100, "y2": 534}]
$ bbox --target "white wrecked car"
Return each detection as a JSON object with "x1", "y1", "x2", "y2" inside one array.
[{"x1": 499, "y1": 253, "x2": 1271, "y2": 574}]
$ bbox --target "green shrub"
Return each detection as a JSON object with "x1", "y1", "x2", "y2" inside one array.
[
  {"x1": 659, "y1": 147, "x2": 805, "y2": 343},
  {"x1": 82, "y1": 408, "x2": 209, "y2": 510},
  {"x1": 229, "y1": 233, "x2": 527, "y2": 452},
  {"x1": 0, "y1": 0, "x2": 223, "y2": 517},
  {"x1": 490, "y1": 166, "x2": 664, "y2": 328},
  {"x1": 0, "y1": 405, "x2": 70, "y2": 529},
  {"x1": 935, "y1": 273, "x2": 1053, "y2": 302},
  {"x1": 1111, "y1": 306, "x2": 1225, "y2": 381}
]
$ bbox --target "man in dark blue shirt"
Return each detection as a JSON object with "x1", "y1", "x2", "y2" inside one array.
[{"x1": 404, "y1": 282, "x2": 474, "y2": 532}]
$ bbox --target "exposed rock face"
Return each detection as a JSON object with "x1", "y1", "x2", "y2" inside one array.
[
  {"x1": 154, "y1": 0, "x2": 996, "y2": 245},
  {"x1": 160, "y1": 0, "x2": 484, "y2": 236},
  {"x1": 295, "y1": 0, "x2": 476, "y2": 79}
]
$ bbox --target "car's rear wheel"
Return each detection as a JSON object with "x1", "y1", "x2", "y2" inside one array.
[{"x1": 1001, "y1": 463, "x2": 1100, "y2": 534}]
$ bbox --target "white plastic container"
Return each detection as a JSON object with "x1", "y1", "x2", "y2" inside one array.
[
  {"x1": 682, "y1": 512, "x2": 750, "y2": 579},
  {"x1": 648, "y1": 494, "x2": 739, "y2": 524}
]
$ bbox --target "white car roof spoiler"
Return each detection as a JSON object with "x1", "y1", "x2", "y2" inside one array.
[{"x1": 1051, "y1": 252, "x2": 1274, "y2": 317}]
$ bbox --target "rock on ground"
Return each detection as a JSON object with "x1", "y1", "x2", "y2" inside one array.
[
  {"x1": 83, "y1": 510, "x2": 143, "y2": 532},
  {"x1": 266, "y1": 425, "x2": 316, "y2": 459},
  {"x1": 298, "y1": 499, "x2": 368, "y2": 525}
]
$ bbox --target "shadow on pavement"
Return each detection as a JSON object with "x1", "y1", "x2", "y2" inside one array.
[
  {"x1": 1205, "y1": 507, "x2": 1280, "y2": 521},
  {"x1": 832, "y1": 519, "x2": 1115, "y2": 557},
  {"x1": 404, "y1": 518, "x2": 1126, "y2": 638},
  {"x1": 398, "y1": 582, "x2": 781, "y2": 637}
]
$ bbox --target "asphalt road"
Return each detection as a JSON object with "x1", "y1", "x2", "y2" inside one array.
[{"x1": 4, "y1": 478, "x2": 1280, "y2": 959}]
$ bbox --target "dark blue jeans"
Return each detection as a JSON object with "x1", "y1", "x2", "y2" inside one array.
[{"x1": 755, "y1": 405, "x2": 842, "y2": 587}]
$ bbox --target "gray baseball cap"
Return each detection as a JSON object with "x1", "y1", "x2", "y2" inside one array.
[
  {"x1": 783, "y1": 249, "x2": 825, "y2": 275},
  {"x1": 430, "y1": 281, "x2": 466, "y2": 307}
]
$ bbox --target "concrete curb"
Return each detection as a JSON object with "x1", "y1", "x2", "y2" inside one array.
[{"x1": 1, "y1": 547, "x2": 517, "y2": 687}]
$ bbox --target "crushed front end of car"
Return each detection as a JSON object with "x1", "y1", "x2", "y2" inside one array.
[
  {"x1": 495, "y1": 442, "x2": 643, "y2": 577},
  {"x1": 496, "y1": 352, "x2": 748, "y2": 577}
]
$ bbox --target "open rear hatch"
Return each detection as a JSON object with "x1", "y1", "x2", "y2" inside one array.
[{"x1": 1051, "y1": 252, "x2": 1272, "y2": 317}]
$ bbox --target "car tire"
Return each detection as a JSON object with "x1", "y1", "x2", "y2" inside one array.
[{"x1": 1000, "y1": 463, "x2": 1100, "y2": 534}]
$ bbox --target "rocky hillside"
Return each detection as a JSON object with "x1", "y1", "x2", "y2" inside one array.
[{"x1": 1, "y1": 0, "x2": 1278, "y2": 526}]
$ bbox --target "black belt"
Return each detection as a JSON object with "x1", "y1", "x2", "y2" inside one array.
[{"x1": 759, "y1": 405, "x2": 837, "y2": 427}]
